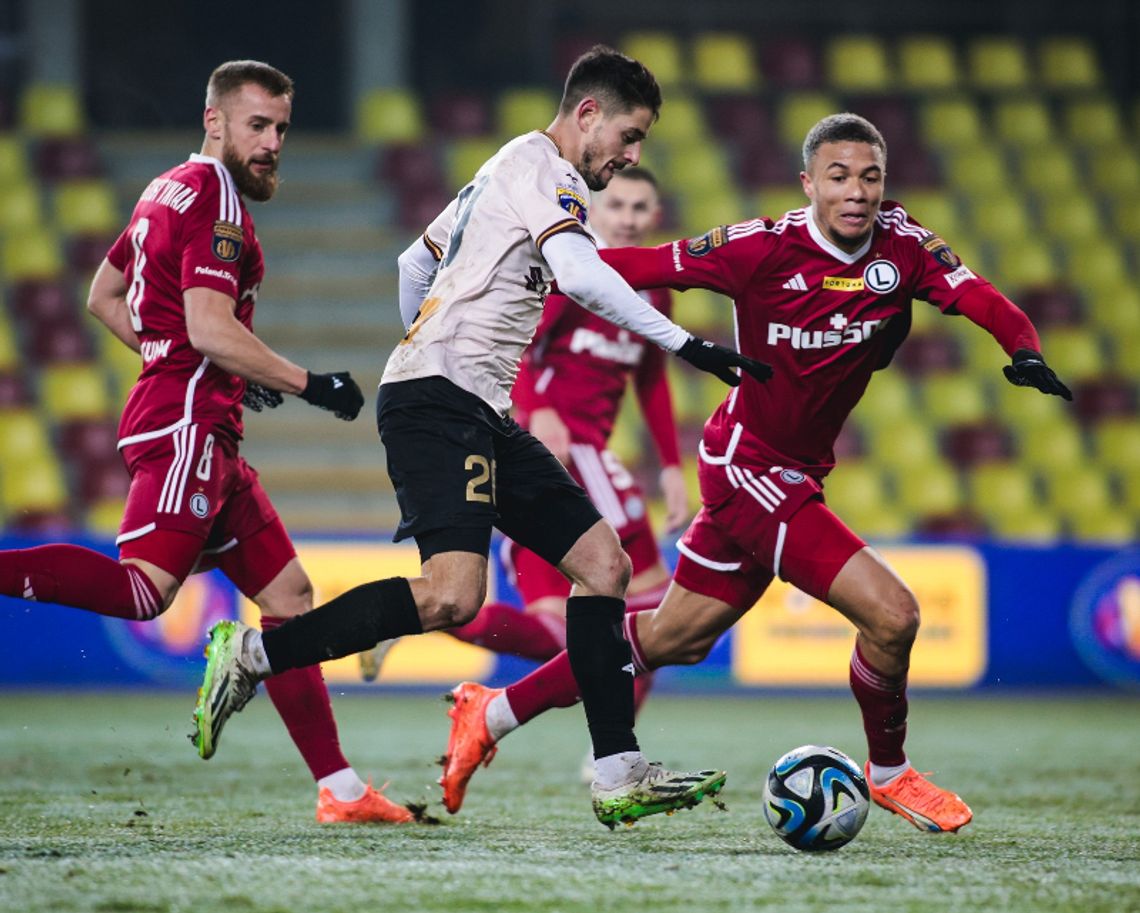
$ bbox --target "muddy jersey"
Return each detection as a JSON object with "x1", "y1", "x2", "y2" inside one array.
[
  {"x1": 107, "y1": 153, "x2": 263, "y2": 446},
  {"x1": 601, "y1": 201, "x2": 992, "y2": 478},
  {"x1": 381, "y1": 131, "x2": 592, "y2": 415}
]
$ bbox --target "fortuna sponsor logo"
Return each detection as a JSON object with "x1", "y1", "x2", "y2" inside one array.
[
  {"x1": 141, "y1": 338, "x2": 172, "y2": 364},
  {"x1": 944, "y1": 265, "x2": 977, "y2": 289},
  {"x1": 767, "y1": 316, "x2": 885, "y2": 349},
  {"x1": 569, "y1": 326, "x2": 644, "y2": 365},
  {"x1": 140, "y1": 177, "x2": 197, "y2": 214},
  {"x1": 193, "y1": 265, "x2": 237, "y2": 284}
]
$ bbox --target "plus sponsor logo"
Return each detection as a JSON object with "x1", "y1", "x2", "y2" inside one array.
[
  {"x1": 569, "y1": 326, "x2": 644, "y2": 365},
  {"x1": 767, "y1": 312, "x2": 887, "y2": 350}
]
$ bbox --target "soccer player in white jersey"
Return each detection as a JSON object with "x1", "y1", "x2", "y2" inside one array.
[{"x1": 193, "y1": 45, "x2": 771, "y2": 828}]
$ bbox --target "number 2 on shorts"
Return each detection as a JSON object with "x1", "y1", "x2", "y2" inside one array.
[{"x1": 465, "y1": 454, "x2": 496, "y2": 504}]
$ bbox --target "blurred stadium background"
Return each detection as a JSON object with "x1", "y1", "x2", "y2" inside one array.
[{"x1": 0, "y1": 0, "x2": 1138, "y2": 693}]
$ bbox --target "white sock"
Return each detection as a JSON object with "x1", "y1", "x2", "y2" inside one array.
[
  {"x1": 244, "y1": 629, "x2": 272, "y2": 678},
  {"x1": 869, "y1": 759, "x2": 910, "y2": 787},
  {"x1": 593, "y1": 751, "x2": 648, "y2": 790},
  {"x1": 318, "y1": 767, "x2": 366, "y2": 802},
  {"x1": 485, "y1": 692, "x2": 518, "y2": 742}
]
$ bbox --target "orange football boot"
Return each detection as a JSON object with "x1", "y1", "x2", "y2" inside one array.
[
  {"x1": 316, "y1": 779, "x2": 415, "y2": 824},
  {"x1": 865, "y1": 762, "x2": 973, "y2": 833},
  {"x1": 439, "y1": 682, "x2": 501, "y2": 814}
]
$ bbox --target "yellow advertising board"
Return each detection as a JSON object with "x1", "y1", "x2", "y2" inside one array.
[
  {"x1": 733, "y1": 546, "x2": 987, "y2": 687},
  {"x1": 240, "y1": 541, "x2": 493, "y2": 685}
]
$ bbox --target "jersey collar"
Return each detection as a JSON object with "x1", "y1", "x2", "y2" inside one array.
[
  {"x1": 189, "y1": 152, "x2": 224, "y2": 166},
  {"x1": 805, "y1": 204, "x2": 873, "y2": 264},
  {"x1": 538, "y1": 130, "x2": 564, "y2": 158}
]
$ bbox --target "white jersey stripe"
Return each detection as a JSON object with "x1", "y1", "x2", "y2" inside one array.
[
  {"x1": 677, "y1": 539, "x2": 742, "y2": 572},
  {"x1": 158, "y1": 425, "x2": 187, "y2": 513},
  {"x1": 754, "y1": 472, "x2": 787, "y2": 502},
  {"x1": 570, "y1": 444, "x2": 627, "y2": 528},
  {"x1": 729, "y1": 464, "x2": 778, "y2": 512},
  {"x1": 171, "y1": 423, "x2": 198, "y2": 513},
  {"x1": 116, "y1": 522, "x2": 157, "y2": 546},
  {"x1": 773, "y1": 521, "x2": 788, "y2": 579},
  {"x1": 117, "y1": 357, "x2": 211, "y2": 449}
]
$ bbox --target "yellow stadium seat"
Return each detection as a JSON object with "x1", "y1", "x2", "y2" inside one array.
[
  {"x1": 1087, "y1": 145, "x2": 1140, "y2": 194},
  {"x1": 671, "y1": 287, "x2": 733, "y2": 335},
  {"x1": 1, "y1": 229, "x2": 63, "y2": 282},
  {"x1": 993, "y1": 98, "x2": 1053, "y2": 147},
  {"x1": 0, "y1": 183, "x2": 45, "y2": 234},
  {"x1": 756, "y1": 186, "x2": 808, "y2": 220},
  {"x1": 1063, "y1": 238, "x2": 1128, "y2": 287},
  {"x1": 19, "y1": 84, "x2": 84, "y2": 137},
  {"x1": 853, "y1": 505, "x2": 912, "y2": 541},
  {"x1": 968, "y1": 461, "x2": 1038, "y2": 520},
  {"x1": 39, "y1": 362, "x2": 112, "y2": 422},
  {"x1": 356, "y1": 88, "x2": 424, "y2": 144},
  {"x1": 779, "y1": 93, "x2": 841, "y2": 151},
  {"x1": 677, "y1": 190, "x2": 744, "y2": 236},
  {"x1": 894, "y1": 458, "x2": 963, "y2": 516},
  {"x1": 0, "y1": 410, "x2": 53, "y2": 463},
  {"x1": 920, "y1": 373, "x2": 990, "y2": 426},
  {"x1": 919, "y1": 97, "x2": 983, "y2": 148},
  {"x1": 1064, "y1": 97, "x2": 1123, "y2": 148},
  {"x1": 989, "y1": 510, "x2": 1062, "y2": 542},
  {"x1": 865, "y1": 419, "x2": 939, "y2": 470},
  {"x1": 1038, "y1": 326, "x2": 1105, "y2": 382},
  {"x1": 0, "y1": 310, "x2": 18, "y2": 372},
  {"x1": 691, "y1": 33, "x2": 760, "y2": 92},
  {"x1": 1121, "y1": 469, "x2": 1140, "y2": 514},
  {"x1": 622, "y1": 32, "x2": 684, "y2": 88},
  {"x1": 1107, "y1": 196, "x2": 1140, "y2": 241},
  {"x1": 820, "y1": 460, "x2": 889, "y2": 521},
  {"x1": 96, "y1": 328, "x2": 140, "y2": 408},
  {"x1": 1092, "y1": 419, "x2": 1140, "y2": 473},
  {"x1": 967, "y1": 36, "x2": 1031, "y2": 90},
  {"x1": 0, "y1": 136, "x2": 30, "y2": 187},
  {"x1": 0, "y1": 458, "x2": 68, "y2": 516},
  {"x1": 1039, "y1": 192, "x2": 1100, "y2": 244},
  {"x1": 650, "y1": 95, "x2": 707, "y2": 144},
  {"x1": 445, "y1": 136, "x2": 503, "y2": 191},
  {"x1": 1044, "y1": 464, "x2": 1112, "y2": 519},
  {"x1": 1015, "y1": 147, "x2": 1079, "y2": 193},
  {"x1": 1084, "y1": 283, "x2": 1140, "y2": 339},
  {"x1": 497, "y1": 88, "x2": 558, "y2": 137},
  {"x1": 853, "y1": 371, "x2": 915, "y2": 430},
  {"x1": 989, "y1": 238, "x2": 1059, "y2": 290},
  {"x1": 968, "y1": 192, "x2": 1031, "y2": 244},
  {"x1": 1113, "y1": 335, "x2": 1140, "y2": 382},
  {"x1": 826, "y1": 35, "x2": 891, "y2": 92},
  {"x1": 897, "y1": 35, "x2": 960, "y2": 91},
  {"x1": 53, "y1": 180, "x2": 119, "y2": 235},
  {"x1": 1015, "y1": 416, "x2": 1086, "y2": 473},
  {"x1": 665, "y1": 361, "x2": 706, "y2": 424},
  {"x1": 993, "y1": 373, "x2": 1068, "y2": 429},
  {"x1": 896, "y1": 192, "x2": 963, "y2": 242},
  {"x1": 659, "y1": 139, "x2": 730, "y2": 196},
  {"x1": 1069, "y1": 507, "x2": 1135, "y2": 544},
  {"x1": 86, "y1": 496, "x2": 126, "y2": 536},
  {"x1": 944, "y1": 145, "x2": 1010, "y2": 197},
  {"x1": 1038, "y1": 37, "x2": 1102, "y2": 91}
]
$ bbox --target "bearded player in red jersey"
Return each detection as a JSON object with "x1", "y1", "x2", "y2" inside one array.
[
  {"x1": 0, "y1": 61, "x2": 414, "y2": 824},
  {"x1": 438, "y1": 113, "x2": 1072, "y2": 831},
  {"x1": 419, "y1": 168, "x2": 688, "y2": 807}
]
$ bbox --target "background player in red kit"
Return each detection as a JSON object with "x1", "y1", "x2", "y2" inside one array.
[
  {"x1": 439, "y1": 113, "x2": 1072, "y2": 832},
  {"x1": 0, "y1": 61, "x2": 412, "y2": 824},
  {"x1": 429, "y1": 168, "x2": 688, "y2": 808}
]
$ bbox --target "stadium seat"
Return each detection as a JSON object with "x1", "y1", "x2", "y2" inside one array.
[
  {"x1": 1062, "y1": 238, "x2": 1128, "y2": 288},
  {"x1": 988, "y1": 509, "x2": 1061, "y2": 542},
  {"x1": 1015, "y1": 287, "x2": 1083, "y2": 328},
  {"x1": 1038, "y1": 37, "x2": 1102, "y2": 90},
  {"x1": 1085, "y1": 282, "x2": 1140, "y2": 340},
  {"x1": 75, "y1": 457, "x2": 129, "y2": 507},
  {"x1": 39, "y1": 362, "x2": 111, "y2": 422},
  {"x1": 778, "y1": 92, "x2": 840, "y2": 150},
  {"x1": 677, "y1": 188, "x2": 744, "y2": 235},
  {"x1": 0, "y1": 135, "x2": 30, "y2": 186},
  {"x1": 943, "y1": 420, "x2": 1014, "y2": 468},
  {"x1": 671, "y1": 287, "x2": 732, "y2": 335},
  {"x1": 428, "y1": 93, "x2": 491, "y2": 137},
  {"x1": 0, "y1": 370, "x2": 28, "y2": 406},
  {"x1": 8, "y1": 279, "x2": 75, "y2": 323},
  {"x1": 1044, "y1": 464, "x2": 1112, "y2": 520},
  {"x1": 1107, "y1": 196, "x2": 1140, "y2": 241},
  {"x1": 737, "y1": 145, "x2": 798, "y2": 190},
  {"x1": 691, "y1": 33, "x2": 760, "y2": 92},
  {"x1": 68, "y1": 233, "x2": 115, "y2": 273},
  {"x1": 496, "y1": 88, "x2": 558, "y2": 137},
  {"x1": 895, "y1": 332, "x2": 962, "y2": 377},
  {"x1": 819, "y1": 460, "x2": 889, "y2": 522},
  {"x1": 1016, "y1": 416, "x2": 1086, "y2": 473},
  {"x1": 866, "y1": 419, "x2": 940, "y2": 470},
  {"x1": 397, "y1": 186, "x2": 455, "y2": 233},
  {"x1": 58, "y1": 418, "x2": 118, "y2": 464},
  {"x1": 896, "y1": 35, "x2": 960, "y2": 91},
  {"x1": 0, "y1": 409, "x2": 55, "y2": 464},
  {"x1": 853, "y1": 371, "x2": 915, "y2": 429},
  {"x1": 882, "y1": 141, "x2": 941, "y2": 188},
  {"x1": 30, "y1": 320, "x2": 94, "y2": 365},
  {"x1": 993, "y1": 97, "x2": 1053, "y2": 147},
  {"x1": 920, "y1": 373, "x2": 991, "y2": 426},
  {"x1": 826, "y1": 35, "x2": 891, "y2": 92},
  {"x1": 967, "y1": 192, "x2": 1031, "y2": 244},
  {"x1": 1037, "y1": 326, "x2": 1105, "y2": 383},
  {"x1": 0, "y1": 182, "x2": 45, "y2": 234},
  {"x1": 1120, "y1": 469, "x2": 1140, "y2": 515},
  {"x1": 356, "y1": 88, "x2": 424, "y2": 144},
  {"x1": 0, "y1": 456, "x2": 69, "y2": 518},
  {"x1": 19, "y1": 84, "x2": 84, "y2": 137},
  {"x1": 1087, "y1": 145, "x2": 1140, "y2": 194},
  {"x1": 919, "y1": 97, "x2": 983, "y2": 148},
  {"x1": 446, "y1": 137, "x2": 503, "y2": 191},
  {"x1": 894, "y1": 457, "x2": 964, "y2": 517},
  {"x1": 967, "y1": 36, "x2": 1031, "y2": 90},
  {"x1": 832, "y1": 422, "x2": 865, "y2": 461},
  {"x1": 1, "y1": 229, "x2": 63, "y2": 282},
  {"x1": 1015, "y1": 147, "x2": 1080, "y2": 194},
  {"x1": 1038, "y1": 192, "x2": 1100, "y2": 244},
  {"x1": 967, "y1": 461, "x2": 1038, "y2": 520},
  {"x1": 1063, "y1": 97, "x2": 1123, "y2": 148},
  {"x1": 649, "y1": 95, "x2": 708, "y2": 144},
  {"x1": 760, "y1": 36, "x2": 822, "y2": 89},
  {"x1": 377, "y1": 142, "x2": 446, "y2": 193},
  {"x1": 944, "y1": 145, "x2": 1011, "y2": 198},
  {"x1": 755, "y1": 186, "x2": 808, "y2": 221},
  {"x1": 1071, "y1": 378, "x2": 1137, "y2": 425},
  {"x1": 53, "y1": 180, "x2": 119, "y2": 235},
  {"x1": 1068, "y1": 506, "x2": 1135, "y2": 544},
  {"x1": 33, "y1": 136, "x2": 103, "y2": 182},
  {"x1": 896, "y1": 191, "x2": 963, "y2": 241},
  {"x1": 621, "y1": 32, "x2": 684, "y2": 88},
  {"x1": 1093, "y1": 418, "x2": 1140, "y2": 474},
  {"x1": 706, "y1": 95, "x2": 774, "y2": 146},
  {"x1": 1105, "y1": 332, "x2": 1140, "y2": 383},
  {"x1": 989, "y1": 238, "x2": 1059, "y2": 290},
  {"x1": 85, "y1": 496, "x2": 126, "y2": 536}
]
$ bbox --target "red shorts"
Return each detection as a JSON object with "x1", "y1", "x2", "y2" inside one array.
[
  {"x1": 507, "y1": 442, "x2": 661, "y2": 604},
  {"x1": 673, "y1": 453, "x2": 865, "y2": 611},
  {"x1": 116, "y1": 424, "x2": 294, "y2": 595}
]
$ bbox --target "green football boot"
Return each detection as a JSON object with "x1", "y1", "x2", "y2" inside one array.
[
  {"x1": 191, "y1": 620, "x2": 260, "y2": 760},
  {"x1": 591, "y1": 763, "x2": 727, "y2": 829}
]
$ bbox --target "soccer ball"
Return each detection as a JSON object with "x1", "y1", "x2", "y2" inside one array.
[{"x1": 762, "y1": 745, "x2": 870, "y2": 852}]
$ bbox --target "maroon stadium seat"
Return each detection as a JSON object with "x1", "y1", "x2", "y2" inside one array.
[
  {"x1": 76, "y1": 457, "x2": 130, "y2": 506},
  {"x1": 0, "y1": 372, "x2": 31, "y2": 407},
  {"x1": 833, "y1": 421, "x2": 866, "y2": 461},
  {"x1": 9, "y1": 280, "x2": 77, "y2": 324},
  {"x1": 706, "y1": 95, "x2": 775, "y2": 146},
  {"x1": 34, "y1": 137, "x2": 103, "y2": 181},
  {"x1": 896, "y1": 332, "x2": 962, "y2": 377},
  {"x1": 1072, "y1": 377, "x2": 1137, "y2": 424},
  {"x1": 943, "y1": 420, "x2": 1015, "y2": 467},
  {"x1": 737, "y1": 146, "x2": 798, "y2": 190},
  {"x1": 846, "y1": 97, "x2": 916, "y2": 147},
  {"x1": 884, "y1": 142, "x2": 941, "y2": 188},
  {"x1": 1016, "y1": 287, "x2": 1083, "y2": 328},
  {"x1": 915, "y1": 510, "x2": 987, "y2": 537},
  {"x1": 760, "y1": 37, "x2": 822, "y2": 89},
  {"x1": 398, "y1": 186, "x2": 456, "y2": 232},
  {"x1": 58, "y1": 418, "x2": 119, "y2": 463},
  {"x1": 376, "y1": 142, "x2": 446, "y2": 194},
  {"x1": 6, "y1": 510, "x2": 75, "y2": 534},
  {"x1": 29, "y1": 320, "x2": 93, "y2": 364},
  {"x1": 428, "y1": 93, "x2": 491, "y2": 137},
  {"x1": 68, "y1": 233, "x2": 116, "y2": 273}
]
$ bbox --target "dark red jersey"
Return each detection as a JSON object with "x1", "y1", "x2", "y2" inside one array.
[
  {"x1": 106, "y1": 154, "x2": 263, "y2": 446},
  {"x1": 513, "y1": 287, "x2": 680, "y2": 465},
  {"x1": 601, "y1": 201, "x2": 997, "y2": 478}
]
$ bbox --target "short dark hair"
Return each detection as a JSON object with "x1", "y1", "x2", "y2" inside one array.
[
  {"x1": 610, "y1": 166, "x2": 659, "y2": 190},
  {"x1": 802, "y1": 113, "x2": 887, "y2": 170},
  {"x1": 560, "y1": 45, "x2": 662, "y2": 122},
  {"x1": 206, "y1": 60, "x2": 294, "y2": 109}
]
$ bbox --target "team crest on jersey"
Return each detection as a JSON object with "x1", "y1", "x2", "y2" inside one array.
[
  {"x1": 212, "y1": 220, "x2": 242, "y2": 262},
  {"x1": 780, "y1": 469, "x2": 806, "y2": 485},
  {"x1": 189, "y1": 492, "x2": 210, "y2": 518},
  {"x1": 864, "y1": 259, "x2": 900, "y2": 294},
  {"x1": 685, "y1": 225, "x2": 729, "y2": 257},
  {"x1": 920, "y1": 232, "x2": 960, "y2": 269},
  {"x1": 557, "y1": 186, "x2": 588, "y2": 224}
]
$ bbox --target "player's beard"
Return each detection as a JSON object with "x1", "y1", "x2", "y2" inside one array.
[
  {"x1": 578, "y1": 142, "x2": 617, "y2": 192},
  {"x1": 222, "y1": 141, "x2": 278, "y2": 202}
]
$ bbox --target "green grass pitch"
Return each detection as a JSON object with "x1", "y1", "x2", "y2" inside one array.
[{"x1": 1, "y1": 690, "x2": 1137, "y2": 913}]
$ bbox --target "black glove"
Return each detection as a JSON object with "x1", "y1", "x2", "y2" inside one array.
[
  {"x1": 299, "y1": 371, "x2": 365, "y2": 420},
  {"x1": 242, "y1": 382, "x2": 284, "y2": 413},
  {"x1": 1002, "y1": 349, "x2": 1072, "y2": 401},
  {"x1": 676, "y1": 336, "x2": 773, "y2": 387}
]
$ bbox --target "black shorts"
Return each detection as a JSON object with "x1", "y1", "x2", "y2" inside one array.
[{"x1": 377, "y1": 376, "x2": 601, "y2": 565}]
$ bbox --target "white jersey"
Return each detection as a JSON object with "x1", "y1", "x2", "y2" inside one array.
[{"x1": 382, "y1": 131, "x2": 592, "y2": 415}]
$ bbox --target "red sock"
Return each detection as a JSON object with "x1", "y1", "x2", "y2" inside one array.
[
  {"x1": 849, "y1": 641, "x2": 908, "y2": 767},
  {"x1": 449, "y1": 601, "x2": 566, "y2": 661},
  {"x1": 260, "y1": 614, "x2": 351, "y2": 781},
  {"x1": 0, "y1": 544, "x2": 163, "y2": 620}
]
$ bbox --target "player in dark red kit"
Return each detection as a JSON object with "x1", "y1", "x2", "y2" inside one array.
[
  {"x1": 440, "y1": 113, "x2": 1072, "y2": 833},
  {"x1": 0, "y1": 61, "x2": 411, "y2": 823}
]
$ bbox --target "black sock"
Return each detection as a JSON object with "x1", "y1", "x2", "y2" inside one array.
[
  {"x1": 262, "y1": 577, "x2": 422, "y2": 673},
  {"x1": 565, "y1": 594, "x2": 638, "y2": 759}
]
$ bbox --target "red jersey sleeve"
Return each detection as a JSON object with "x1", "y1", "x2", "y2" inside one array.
[
  {"x1": 106, "y1": 227, "x2": 130, "y2": 272},
  {"x1": 633, "y1": 288, "x2": 680, "y2": 467},
  {"x1": 180, "y1": 171, "x2": 243, "y2": 301}
]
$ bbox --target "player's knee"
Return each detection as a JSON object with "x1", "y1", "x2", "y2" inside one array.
[
  {"x1": 870, "y1": 586, "x2": 920, "y2": 656},
  {"x1": 427, "y1": 581, "x2": 487, "y2": 629},
  {"x1": 587, "y1": 547, "x2": 631, "y2": 597}
]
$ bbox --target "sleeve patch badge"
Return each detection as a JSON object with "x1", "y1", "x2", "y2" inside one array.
[
  {"x1": 685, "y1": 225, "x2": 729, "y2": 257},
  {"x1": 920, "y1": 232, "x2": 960, "y2": 270},
  {"x1": 556, "y1": 186, "x2": 588, "y2": 224},
  {"x1": 212, "y1": 220, "x2": 243, "y2": 262}
]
